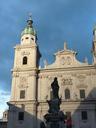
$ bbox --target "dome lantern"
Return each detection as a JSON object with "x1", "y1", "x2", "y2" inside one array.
[{"x1": 21, "y1": 15, "x2": 36, "y2": 37}]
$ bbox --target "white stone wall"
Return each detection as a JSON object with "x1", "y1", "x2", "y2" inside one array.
[
  {"x1": 37, "y1": 67, "x2": 96, "y2": 128},
  {"x1": 38, "y1": 68, "x2": 96, "y2": 101},
  {"x1": 14, "y1": 45, "x2": 37, "y2": 69},
  {"x1": 8, "y1": 36, "x2": 96, "y2": 128}
]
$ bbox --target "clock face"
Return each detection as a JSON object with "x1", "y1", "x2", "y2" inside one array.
[
  {"x1": 61, "y1": 56, "x2": 72, "y2": 65},
  {"x1": 67, "y1": 56, "x2": 71, "y2": 65},
  {"x1": 61, "y1": 57, "x2": 65, "y2": 65}
]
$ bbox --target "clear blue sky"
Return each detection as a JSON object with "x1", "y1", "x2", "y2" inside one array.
[{"x1": 0, "y1": 0, "x2": 96, "y2": 118}]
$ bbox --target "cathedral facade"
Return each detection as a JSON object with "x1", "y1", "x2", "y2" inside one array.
[{"x1": 7, "y1": 17, "x2": 96, "y2": 128}]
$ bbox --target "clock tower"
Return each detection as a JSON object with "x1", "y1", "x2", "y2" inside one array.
[{"x1": 7, "y1": 16, "x2": 41, "y2": 128}]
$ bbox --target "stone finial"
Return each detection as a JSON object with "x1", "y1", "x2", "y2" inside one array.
[
  {"x1": 84, "y1": 57, "x2": 88, "y2": 63},
  {"x1": 64, "y1": 42, "x2": 67, "y2": 50},
  {"x1": 39, "y1": 66, "x2": 41, "y2": 69},
  {"x1": 44, "y1": 60, "x2": 48, "y2": 68},
  {"x1": 28, "y1": 12, "x2": 32, "y2": 20}
]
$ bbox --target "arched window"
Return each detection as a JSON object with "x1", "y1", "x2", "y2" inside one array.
[
  {"x1": 65, "y1": 89, "x2": 70, "y2": 99},
  {"x1": 23, "y1": 56, "x2": 27, "y2": 65},
  {"x1": 4, "y1": 114, "x2": 7, "y2": 118}
]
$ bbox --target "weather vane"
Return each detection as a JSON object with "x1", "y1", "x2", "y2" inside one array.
[
  {"x1": 28, "y1": 12, "x2": 32, "y2": 20},
  {"x1": 27, "y1": 12, "x2": 33, "y2": 27}
]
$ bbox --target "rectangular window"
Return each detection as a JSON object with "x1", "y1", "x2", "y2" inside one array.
[
  {"x1": 80, "y1": 89, "x2": 85, "y2": 99},
  {"x1": 81, "y1": 111, "x2": 88, "y2": 120},
  {"x1": 20, "y1": 90, "x2": 25, "y2": 99},
  {"x1": 18, "y1": 112, "x2": 24, "y2": 121}
]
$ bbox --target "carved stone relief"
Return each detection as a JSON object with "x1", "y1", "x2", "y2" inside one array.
[
  {"x1": 77, "y1": 84, "x2": 88, "y2": 89},
  {"x1": 39, "y1": 73, "x2": 63, "y2": 79},
  {"x1": 67, "y1": 56, "x2": 72, "y2": 65},
  {"x1": 60, "y1": 56, "x2": 72, "y2": 65},
  {"x1": 77, "y1": 75, "x2": 86, "y2": 84},
  {"x1": 71, "y1": 71, "x2": 91, "y2": 77},
  {"x1": 29, "y1": 72, "x2": 37, "y2": 77},
  {"x1": 21, "y1": 51, "x2": 30, "y2": 56},
  {"x1": 19, "y1": 76, "x2": 28, "y2": 88},
  {"x1": 12, "y1": 72, "x2": 19, "y2": 77},
  {"x1": 61, "y1": 77, "x2": 73, "y2": 85}
]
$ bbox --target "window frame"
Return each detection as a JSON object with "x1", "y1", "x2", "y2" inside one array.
[
  {"x1": 81, "y1": 111, "x2": 88, "y2": 121},
  {"x1": 18, "y1": 112, "x2": 24, "y2": 121},
  {"x1": 65, "y1": 88, "x2": 70, "y2": 100},
  {"x1": 80, "y1": 89, "x2": 85, "y2": 99},
  {"x1": 22, "y1": 56, "x2": 27, "y2": 65},
  {"x1": 20, "y1": 90, "x2": 25, "y2": 99}
]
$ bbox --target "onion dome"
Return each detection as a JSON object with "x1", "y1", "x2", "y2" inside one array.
[{"x1": 21, "y1": 15, "x2": 36, "y2": 37}]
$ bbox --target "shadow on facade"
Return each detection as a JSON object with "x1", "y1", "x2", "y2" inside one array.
[
  {"x1": 7, "y1": 102, "x2": 42, "y2": 128},
  {"x1": 70, "y1": 88, "x2": 96, "y2": 128},
  {"x1": 7, "y1": 89, "x2": 96, "y2": 128}
]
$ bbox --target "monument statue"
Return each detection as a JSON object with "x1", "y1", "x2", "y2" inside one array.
[
  {"x1": 42, "y1": 77, "x2": 66, "y2": 128},
  {"x1": 51, "y1": 77, "x2": 59, "y2": 99}
]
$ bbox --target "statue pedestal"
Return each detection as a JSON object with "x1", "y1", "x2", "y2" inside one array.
[
  {"x1": 47, "y1": 98, "x2": 61, "y2": 113},
  {"x1": 44, "y1": 99, "x2": 65, "y2": 128},
  {"x1": 44, "y1": 112, "x2": 65, "y2": 128}
]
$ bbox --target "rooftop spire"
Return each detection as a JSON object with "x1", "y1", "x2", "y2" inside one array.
[
  {"x1": 27, "y1": 13, "x2": 33, "y2": 28},
  {"x1": 84, "y1": 57, "x2": 88, "y2": 64},
  {"x1": 64, "y1": 42, "x2": 67, "y2": 50}
]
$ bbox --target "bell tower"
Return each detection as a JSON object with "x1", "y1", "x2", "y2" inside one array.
[
  {"x1": 14, "y1": 16, "x2": 40, "y2": 69},
  {"x1": 8, "y1": 16, "x2": 41, "y2": 128}
]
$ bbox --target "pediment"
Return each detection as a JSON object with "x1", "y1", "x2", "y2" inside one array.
[{"x1": 44, "y1": 43, "x2": 88, "y2": 69}]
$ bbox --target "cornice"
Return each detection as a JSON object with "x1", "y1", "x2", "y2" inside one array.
[
  {"x1": 39, "y1": 65, "x2": 96, "y2": 73},
  {"x1": 14, "y1": 44, "x2": 37, "y2": 50},
  {"x1": 8, "y1": 100, "x2": 37, "y2": 105},
  {"x1": 61, "y1": 99, "x2": 96, "y2": 105},
  {"x1": 54, "y1": 49, "x2": 77, "y2": 56},
  {"x1": 38, "y1": 99, "x2": 96, "y2": 105},
  {"x1": 38, "y1": 66, "x2": 96, "y2": 79},
  {"x1": 12, "y1": 67, "x2": 39, "y2": 72}
]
